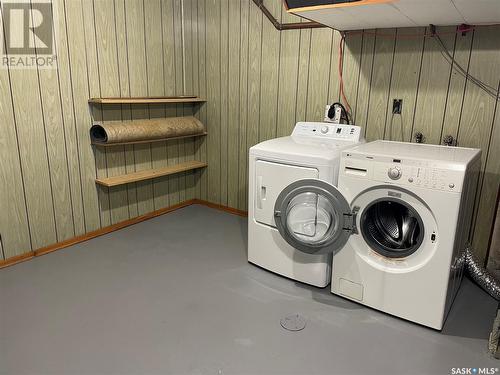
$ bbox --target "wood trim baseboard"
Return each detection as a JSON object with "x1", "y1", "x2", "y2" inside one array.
[
  {"x1": 193, "y1": 199, "x2": 248, "y2": 217},
  {"x1": 0, "y1": 252, "x2": 35, "y2": 269},
  {"x1": 0, "y1": 199, "x2": 248, "y2": 270}
]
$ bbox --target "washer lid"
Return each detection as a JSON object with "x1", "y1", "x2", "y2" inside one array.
[{"x1": 274, "y1": 179, "x2": 357, "y2": 255}]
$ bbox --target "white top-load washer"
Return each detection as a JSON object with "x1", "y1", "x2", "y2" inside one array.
[
  {"x1": 331, "y1": 140, "x2": 481, "y2": 329},
  {"x1": 248, "y1": 122, "x2": 363, "y2": 287}
]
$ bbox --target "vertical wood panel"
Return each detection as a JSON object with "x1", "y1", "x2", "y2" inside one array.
[
  {"x1": 354, "y1": 31, "x2": 375, "y2": 128},
  {"x1": 0, "y1": 44, "x2": 31, "y2": 257},
  {"x1": 192, "y1": 0, "x2": 203, "y2": 200},
  {"x1": 206, "y1": 0, "x2": 222, "y2": 204},
  {"x1": 227, "y1": 0, "x2": 241, "y2": 208},
  {"x1": 53, "y1": 0, "x2": 86, "y2": 236},
  {"x1": 247, "y1": 0, "x2": 263, "y2": 146},
  {"x1": 35, "y1": 2, "x2": 75, "y2": 241},
  {"x1": 384, "y1": 27, "x2": 424, "y2": 142},
  {"x1": 295, "y1": 27, "x2": 311, "y2": 122},
  {"x1": 245, "y1": 0, "x2": 263, "y2": 209},
  {"x1": 458, "y1": 26, "x2": 500, "y2": 262},
  {"x1": 326, "y1": 31, "x2": 341, "y2": 105},
  {"x1": 94, "y1": 0, "x2": 129, "y2": 225},
  {"x1": 220, "y1": 0, "x2": 229, "y2": 205},
  {"x1": 413, "y1": 27, "x2": 455, "y2": 144},
  {"x1": 195, "y1": 0, "x2": 208, "y2": 201},
  {"x1": 161, "y1": 0, "x2": 181, "y2": 207},
  {"x1": 238, "y1": 0, "x2": 250, "y2": 210},
  {"x1": 441, "y1": 31, "x2": 474, "y2": 142},
  {"x1": 172, "y1": 0, "x2": 185, "y2": 204},
  {"x1": 145, "y1": 0, "x2": 170, "y2": 211},
  {"x1": 65, "y1": 0, "x2": 101, "y2": 232},
  {"x1": 183, "y1": 0, "x2": 197, "y2": 201},
  {"x1": 182, "y1": 0, "x2": 194, "y2": 96},
  {"x1": 82, "y1": 0, "x2": 109, "y2": 228},
  {"x1": 365, "y1": 29, "x2": 396, "y2": 141},
  {"x1": 340, "y1": 32, "x2": 362, "y2": 120},
  {"x1": 305, "y1": 28, "x2": 333, "y2": 121},
  {"x1": 258, "y1": 0, "x2": 281, "y2": 142},
  {"x1": 6, "y1": 29, "x2": 57, "y2": 249},
  {"x1": 460, "y1": 29, "x2": 499, "y2": 174},
  {"x1": 93, "y1": 0, "x2": 120, "y2": 96},
  {"x1": 126, "y1": 0, "x2": 154, "y2": 216},
  {"x1": 276, "y1": 25, "x2": 300, "y2": 137},
  {"x1": 475, "y1": 93, "x2": 500, "y2": 263},
  {"x1": 114, "y1": 0, "x2": 138, "y2": 219},
  {"x1": 174, "y1": 0, "x2": 186, "y2": 204}
]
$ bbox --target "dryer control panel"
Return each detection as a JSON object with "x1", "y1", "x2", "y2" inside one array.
[{"x1": 292, "y1": 122, "x2": 362, "y2": 142}]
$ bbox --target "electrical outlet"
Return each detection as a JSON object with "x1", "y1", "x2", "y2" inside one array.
[{"x1": 392, "y1": 99, "x2": 402, "y2": 114}]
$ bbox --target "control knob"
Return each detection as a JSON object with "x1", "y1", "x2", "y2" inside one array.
[
  {"x1": 388, "y1": 167, "x2": 402, "y2": 180},
  {"x1": 320, "y1": 126, "x2": 329, "y2": 134}
]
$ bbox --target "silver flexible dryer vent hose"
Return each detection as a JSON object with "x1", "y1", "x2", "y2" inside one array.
[{"x1": 464, "y1": 245, "x2": 500, "y2": 301}]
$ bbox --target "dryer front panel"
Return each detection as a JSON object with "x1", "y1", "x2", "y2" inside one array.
[{"x1": 254, "y1": 160, "x2": 318, "y2": 227}]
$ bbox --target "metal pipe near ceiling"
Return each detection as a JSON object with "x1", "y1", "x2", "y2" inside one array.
[{"x1": 252, "y1": 0, "x2": 326, "y2": 30}]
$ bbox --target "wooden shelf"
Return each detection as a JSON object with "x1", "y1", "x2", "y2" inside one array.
[
  {"x1": 89, "y1": 96, "x2": 206, "y2": 105},
  {"x1": 95, "y1": 161, "x2": 207, "y2": 187},
  {"x1": 92, "y1": 132, "x2": 207, "y2": 147}
]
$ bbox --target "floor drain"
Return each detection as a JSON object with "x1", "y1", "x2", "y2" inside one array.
[{"x1": 280, "y1": 314, "x2": 306, "y2": 331}]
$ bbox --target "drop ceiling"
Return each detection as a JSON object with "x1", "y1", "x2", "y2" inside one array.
[{"x1": 286, "y1": 0, "x2": 500, "y2": 31}]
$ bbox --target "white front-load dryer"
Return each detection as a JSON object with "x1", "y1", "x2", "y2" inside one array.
[
  {"x1": 331, "y1": 140, "x2": 481, "y2": 329},
  {"x1": 247, "y1": 122, "x2": 362, "y2": 287}
]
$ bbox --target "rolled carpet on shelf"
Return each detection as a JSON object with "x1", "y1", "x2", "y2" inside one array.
[{"x1": 90, "y1": 116, "x2": 205, "y2": 144}]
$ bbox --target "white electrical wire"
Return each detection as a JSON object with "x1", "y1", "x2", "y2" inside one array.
[{"x1": 433, "y1": 34, "x2": 500, "y2": 100}]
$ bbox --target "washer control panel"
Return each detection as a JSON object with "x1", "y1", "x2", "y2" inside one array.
[
  {"x1": 374, "y1": 163, "x2": 462, "y2": 192},
  {"x1": 292, "y1": 122, "x2": 362, "y2": 142},
  {"x1": 342, "y1": 155, "x2": 464, "y2": 193}
]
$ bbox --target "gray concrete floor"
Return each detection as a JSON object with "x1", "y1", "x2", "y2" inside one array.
[{"x1": 0, "y1": 204, "x2": 498, "y2": 375}]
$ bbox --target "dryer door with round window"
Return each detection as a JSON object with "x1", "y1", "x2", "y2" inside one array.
[{"x1": 273, "y1": 179, "x2": 357, "y2": 255}]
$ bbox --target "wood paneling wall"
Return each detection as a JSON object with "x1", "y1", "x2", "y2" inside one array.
[
  {"x1": 0, "y1": 0, "x2": 204, "y2": 261},
  {"x1": 1, "y1": 0, "x2": 499, "y2": 268},
  {"x1": 196, "y1": 0, "x2": 500, "y2": 264}
]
